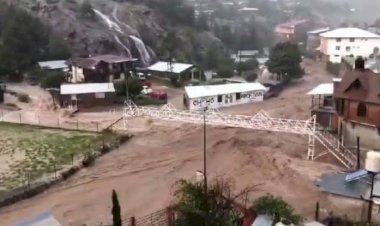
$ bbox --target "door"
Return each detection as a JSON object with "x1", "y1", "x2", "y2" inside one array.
[{"x1": 224, "y1": 94, "x2": 233, "y2": 105}]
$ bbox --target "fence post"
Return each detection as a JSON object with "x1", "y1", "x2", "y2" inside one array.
[
  {"x1": 130, "y1": 217, "x2": 136, "y2": 226},
  {"x1": 38, "y1": 115, "x2": 40, "y2": 125},
  {"x1": 19, "y1": 112, "x2": 21, "y2": 124},
  {"x1": 27, "y1": 172, "x2": 30, "y2": 189},
  {"x1": 71, "y1": 153, "x2": 74, "y2": 166},
  {"x1": 57, "y1": 118, "x2": 60, "y2": 128},
  {"x1": 76, "y1": 119, "x2": 79, "y2": 130},
  {"x1": 315, "y1": 202, "x2": 320, "y2": 221},
  {"x1": 1, "y1": 111, "x2": 3, "y2": 121},
  {"x1": 54, "y1": 163, "x2": 57, "y2": 179},
  {"x1": 167, "y1": 207, "x2": 174, "y2": 226},
  {"x1": 96, "y1": 122, "x2": 99, "y2": 133}
]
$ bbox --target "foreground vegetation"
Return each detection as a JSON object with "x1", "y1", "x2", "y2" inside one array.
[{"x1": 0, "y1": 123, "x2": 112, "y2": 190}]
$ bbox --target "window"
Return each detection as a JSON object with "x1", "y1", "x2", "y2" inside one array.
[
  {"x1": 336, "y1": 46, "x2": 341, "y2": 51},
  {"x1": 95, "y1": 92, "x2": 105, "y2": 99},
  {"x1": 336, "y1": 38, "x2": 341, "y2": 42},
  {"x1": 349, "y1": 38, "x2": 355, "y2": 42},
  {"x1": 236, "y1": 93, "x2": 241, "y2": 100},
  {"x1": 217, "y1": 95, "x2": 222, "y2": 103},
  {"x1": 346, "y1": 46, "x2": 351, "y2": 52},
  {"x1": 357, "y1": 103, "x2": 367, "y2": 117},
  {"x1": 336, "y1": 99, "x2": 345, "y2": 114}
]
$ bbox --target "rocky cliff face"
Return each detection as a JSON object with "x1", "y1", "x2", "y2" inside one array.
[{"x1": 6, "y1": 0, "x2": 220, "y2": 67}]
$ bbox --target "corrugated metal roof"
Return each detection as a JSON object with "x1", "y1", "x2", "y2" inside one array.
[
  {"x1": 319, "y1": 28, "x2": 380, "y2": 38},
  {"x1": 147, "y1": 61, "x2": 195, "y2": 74},
  {"x1": 60, "y1": 83, "x2": 115, "y2": 95},
  {"x1": 307, "y1": 27, "x2": 330, "y2": 35},
  {"x1": 307, "y1": 83, "x2": 334, "y2": 95},
  {"x1": 38, "y1": 60, "x2": 68, "y2": 70},
  {"x1": 185, "y1": 83, "x2": 267, "y2": 99}
]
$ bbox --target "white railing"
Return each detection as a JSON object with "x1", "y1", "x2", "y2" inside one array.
[{"x1": 123, "y1": 103, "x2": 356, "y2": 168}]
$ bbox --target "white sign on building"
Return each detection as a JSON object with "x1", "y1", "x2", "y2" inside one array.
[{"x1": 184, "y1": 83, "x2": 267, "y2": 111}]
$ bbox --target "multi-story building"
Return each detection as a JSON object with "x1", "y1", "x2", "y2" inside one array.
[{"x1": 319, "y1": 28, "x2": 380, "y2": 63}]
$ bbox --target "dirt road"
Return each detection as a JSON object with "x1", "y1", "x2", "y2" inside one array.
[{"x1": 0, "y1": 60, "x2": 354, "y2": 226}]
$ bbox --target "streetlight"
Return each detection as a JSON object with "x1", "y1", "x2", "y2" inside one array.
[
  {"x1": 203, "y1": 106, "x2": 208, "y2": 194},
  {"x1": 364, "y1": 151, "x2": 380, "y2": 224}
]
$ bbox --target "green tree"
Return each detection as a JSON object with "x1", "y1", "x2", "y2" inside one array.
[
  {"x1": 252, "y1": 194, "x2": 302, "y2": 225},
  {"x1": 0, "y1": 8, "x2": 48, "y2": 76},
  {"x1": 127, "y1": 78, "x2": 143, "y2": 100},
  {"x1": 266, "y1": 42, "x2": 304, "y2": 83},
  {"x1": 175, "y1": 179, "x2": 242, "y2": 226},
  {"x1": 80, "y1": 0, "x2": 95, "y2": 19},
  {"x1": 47, "y1": 35, "x2": 71, "y2": 60},
  {"x1": 111, "y1": 189, "x2": 122, "y2": 226},
  {"x1": 236, "y1": 59, "x2": 259, "y2": 73},
  {"x1": 40, "y1": 71, "x2": 67, "y2": 89}
]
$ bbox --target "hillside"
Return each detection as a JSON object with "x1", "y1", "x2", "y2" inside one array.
[{"x1": 4, "y1": 0, "x2": 221, "y2": 67}]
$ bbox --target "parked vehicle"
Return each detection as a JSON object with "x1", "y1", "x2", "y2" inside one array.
[{"x1": 150, "y1": 90, "x2": 167, "y2": 101}]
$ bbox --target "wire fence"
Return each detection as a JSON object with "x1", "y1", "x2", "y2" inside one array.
[
  {"x1": 0, "y1": 110, "x2": 123, "y2": 132},
  {"x1": 104, "y1": 208, "x2": 172, "y2": 226}
]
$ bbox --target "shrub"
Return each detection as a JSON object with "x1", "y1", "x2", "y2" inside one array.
[
  {"x1": 17, "y1": 93, "x2": 31, "y2": 103},
  {"x1": 252, "y1": 194, "x2": 302, "y2": 225},
  {"x1": 82, "y1": 151, "x2": 96, "y2": 167},
  {"x1": 326, "y1": 61, "x2": 341, "y2": 76},
  {"x1": 40, "y1": 71, "x2": 66, "y2": 89},
  {"x1": 245, "y1": 72, "x2": 258, "y2": 82},
  {"x1": 216, "y1": 66, "x2": 234, "y2": 78},
  {"x1": 170, "y1": 76, "x2": 181, "y2": 87},
  {"x1": 134, "y1": 96, "x2": 166, "y2": 106}
]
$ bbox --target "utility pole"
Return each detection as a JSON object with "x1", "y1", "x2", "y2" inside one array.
[
  {"x1": 203, "y1": 107, "x2": 208, "y2": 194},
  {"x1": 123, "y1": 62, "x2": 129, "y2": 103}
]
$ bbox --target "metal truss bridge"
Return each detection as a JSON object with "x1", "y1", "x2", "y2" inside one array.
[{"x1": 123, "y1": 103, "x2": 356, "y2": 169}]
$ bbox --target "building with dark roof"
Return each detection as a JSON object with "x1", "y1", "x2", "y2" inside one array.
[
  {"x1": 69, "y1": 55, "x2": 137, "y2": 83},
  {"x1": 334, "y1": 58, "x2": 380, "y2": 150}
]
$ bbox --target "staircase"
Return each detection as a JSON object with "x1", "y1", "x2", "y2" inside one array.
[{"x1": 314, "y1": 129, "x2": 356, "y2": 168}]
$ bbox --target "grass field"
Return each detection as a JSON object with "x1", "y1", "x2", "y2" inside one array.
[{"x1": 0, "y1": 123, "x2": 103, "y2": 190}]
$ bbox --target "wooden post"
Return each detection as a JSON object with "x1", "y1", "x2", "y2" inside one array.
[
  {"x1": 167, "y1": 207, "x2": 174, "y2": 226},
  {"x1": 357, "y1": 136, "x2": 361, "y2": 170},
  {"x1": 76, "y1": 119, "x2": 79, "y2": 130},
  {"x1": 57, "y1": 118, "x2": 60, "y2": 128},
  {"x1": 315, "y1": 202, "x2": 320, "y2": 221},
  {"x1": 130, "y1": 217, "x2": 136, "y2": 226},
  {"x1": 96, "y1": 122, "x2": 99, "y2": 133},
  {"x1": 19, "y1": 112, "x2": 21, "y2": 123}
]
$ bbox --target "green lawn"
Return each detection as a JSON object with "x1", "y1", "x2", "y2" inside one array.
[{"x1": 0, "y1": 123, "x2": 103, "y2": 189}]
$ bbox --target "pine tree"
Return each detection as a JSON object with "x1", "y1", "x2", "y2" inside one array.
[{"x1": 112, "y1": 189, "x2": 122, "y2": 226}]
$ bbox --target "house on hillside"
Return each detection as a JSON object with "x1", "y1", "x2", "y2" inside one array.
[
  {"x1": 306, "y1": 27, "x2": 330, "y2": 53},
  {"x1": 59, "y1": 83, "x2": 115, "y2": 109},
  {"x1": 274, "y1": 19, "x2": 309, "y2": 43},
  {"x1": 147, "y1": 61, "x2": 201, "y2": 82},
  {"x1": 231, "y1": 50, "x2": 259, "y2": 63},
  {"x1": 333, "y1": 58, "x2": 380, "y2": 151},
  {"x1": 69, "y1": 55, "x2": 137, "y2": 83},
  {"x1": 319, "y1": 28, "x2": 380, "y2": 63}
]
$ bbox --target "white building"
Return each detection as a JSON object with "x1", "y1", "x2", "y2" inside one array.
[
  {"x1": 319, "y1": 27, "x2": 380, "y2": 63},
  {"x1": 184, "y1": 83, "x2": 267, "y2": 110}
]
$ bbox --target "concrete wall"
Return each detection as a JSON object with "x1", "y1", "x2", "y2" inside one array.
[
  {"x1": 186, "y1": 90, "x2": 264, "y2": 111},
  {"x1": 321, "y1": 37, "x2": 380, "y2": 63},
  {"x1": 342, "y1": 120, "x2": 380, "y2": 151},
  {"x1": 70, "y1": 66, "x2": 85, "y2": 83}
]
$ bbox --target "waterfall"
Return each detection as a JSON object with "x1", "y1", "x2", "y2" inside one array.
[
  {"x1": 114, "y1": 36, "x2": 132, "y2": 57},
  {"x1": 129, "y1": 35, "x2": 152, "y2": 67},
  {"x1": 93, "y1": 9, "x2": 123, "y2": 34},
  {"x1": 93, "y1": 8, "x2": 156, "y2": 67},
  {"x1": 112, "y1": 7, "x2": 137, "y2": 35}
]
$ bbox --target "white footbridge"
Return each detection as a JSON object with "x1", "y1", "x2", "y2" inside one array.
[{"x1": 123, "y1": 103, "x2": 356, "y2": 169}]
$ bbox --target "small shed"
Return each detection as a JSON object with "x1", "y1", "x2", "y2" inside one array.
[
  {"x1": 184, "y1": 83, "x2": 267, "y2": 110},
  {"x1": 60, "y1": 83, "x2": 115, "y2": 109},
  {"x1": 307, "y1": 83, "x2": 337, "y2": 130},
  {"x1": 147, "y1": 61, "x2": 200, "y2": 81}
]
